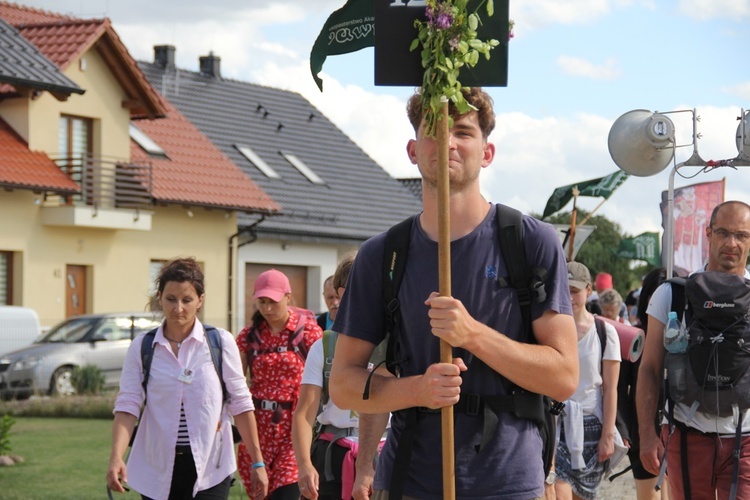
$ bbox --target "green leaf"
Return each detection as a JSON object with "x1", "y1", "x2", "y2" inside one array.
[
  {"x1": 487, "y1": 0, "x2": 494, "y2": 17},
  {"x1": 469, "y1": 39, "x2": 484, "y2": 49},
  {"x1": 469, "y1": 13, "x2": 478, "y2": 31},
  {"x1": 409, "y1": 38, "x2": 420, "y2": 52}
]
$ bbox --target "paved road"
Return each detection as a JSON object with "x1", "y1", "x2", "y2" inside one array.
[{"x1": 598, "y1": 456, "x2": 637, "y2": 499}]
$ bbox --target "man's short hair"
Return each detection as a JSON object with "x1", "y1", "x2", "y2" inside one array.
[
  {"x1": 598, "y1": 288, "x2": 623, "y2": 308},
  {"x1": 406, "y1": 87, "x2": 496, "y2": 139},
  {"x1": 709, "y1": 200, "x2": 750, "y2": 228}
]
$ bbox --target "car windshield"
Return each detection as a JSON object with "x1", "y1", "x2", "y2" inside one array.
[{"x1": 38, "y1": 317, "x2": 99, "y2": 343}]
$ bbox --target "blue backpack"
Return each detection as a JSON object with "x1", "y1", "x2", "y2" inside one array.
[{"x1": 137, "y1": 325, "x2": 239, "y2": 443}]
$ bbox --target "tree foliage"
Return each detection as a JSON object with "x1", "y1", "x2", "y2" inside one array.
[{"x1": 535, "y1": 208, "x2": 655, "y2": 297}]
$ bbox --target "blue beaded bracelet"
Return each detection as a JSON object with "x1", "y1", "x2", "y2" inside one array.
[{"x1": 251, "y1": 462, "x2": 265, "y2": 469}]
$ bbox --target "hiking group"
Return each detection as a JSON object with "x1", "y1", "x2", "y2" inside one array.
[{"x1": 107, "y1": 85, "x2": 750, "y2": 500}]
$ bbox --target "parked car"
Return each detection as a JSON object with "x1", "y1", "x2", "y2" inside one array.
[{"x1": 0, "y1": 312, "x2": 161, "y2": 399}]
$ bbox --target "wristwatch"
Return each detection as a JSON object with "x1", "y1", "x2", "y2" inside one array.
[{"x1": 545, "y1": 470, "x2": 557, "y2": 485}]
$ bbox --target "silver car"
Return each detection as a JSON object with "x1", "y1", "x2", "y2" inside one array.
[{"x1": 0, "y1": 312, "x2": 161, "y2": 399}]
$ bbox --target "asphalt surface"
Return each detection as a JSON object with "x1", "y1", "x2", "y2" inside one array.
[{"x1": 598, "y1": 456, "x2": 638, "y2": 499}]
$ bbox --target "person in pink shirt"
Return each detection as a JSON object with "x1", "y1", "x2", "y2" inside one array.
[{"x1": 107, "y1": 257, "x2": 268, "y2": 500}]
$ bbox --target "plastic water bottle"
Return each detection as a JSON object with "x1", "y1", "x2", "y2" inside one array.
[{"x1": 664, "y1": 311, "x2": 687, "y2": 353}]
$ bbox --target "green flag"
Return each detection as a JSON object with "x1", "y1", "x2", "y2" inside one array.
[
  {"x1": 310, "y1": 0, "x2": 374, "y2": 91},
  {"x1": 614, "y1": 232, "x2": 661, "y2": 266},
  {"x1": 542, "y1": 170, "x2": 629, "y2": 219}
]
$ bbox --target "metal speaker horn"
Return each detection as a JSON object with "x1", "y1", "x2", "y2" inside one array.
[
  {"x1": 737, "y1": 110, "x2": 749, "y2": 158},
  {"x1": 608, "y1": 109, "x2": 675, "y2": 177}
]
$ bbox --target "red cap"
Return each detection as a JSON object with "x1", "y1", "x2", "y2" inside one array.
[
  {"x1": 596, "y1": 272, "x2": 613, "y2": 291},
  {"x1": 253, "y1": 269, "x2": 291, "y2": 302}
]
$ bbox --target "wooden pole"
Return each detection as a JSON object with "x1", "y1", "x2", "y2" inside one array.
[
  {"x1": 567, "y1": 187, "x2": 579, "y2": 262},
  {"x1": 578, "y1": 197, "x2": 607, "y2": 226},
  {"x1": 436, "y1": 99, "x2": 456, "y2": 499}
]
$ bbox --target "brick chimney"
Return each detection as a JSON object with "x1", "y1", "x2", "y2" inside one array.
[
  {"x1": 199, "y1": 52, "x2": 221, "y2": 78},
  {"x1": 154, "y1": 45, "x2": 176, "y2": 69}
]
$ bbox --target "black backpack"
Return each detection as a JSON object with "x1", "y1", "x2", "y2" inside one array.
[
  {"x1": 666, "y1": 272, "x2": 750, "y2": 417},
  {"x1": 663, "y1": 271, "x2": 750, "y2": 500},
  {"x1": 381, "y1": 204, "x2": 562, "y2": 498}
]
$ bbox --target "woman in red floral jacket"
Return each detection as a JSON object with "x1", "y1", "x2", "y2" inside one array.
[{"x1": 236, "y1": 269, "x2": 322, "y2": 499}]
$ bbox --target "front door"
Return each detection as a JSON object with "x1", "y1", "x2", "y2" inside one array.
[{"x1": 65, "y1": 265, "x2": 87, "y2": 317}]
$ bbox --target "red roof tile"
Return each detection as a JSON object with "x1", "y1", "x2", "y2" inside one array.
[
  {"x1": 0, "y1": 1, "x2": 73, "y2": 26},
  {"x1": 0, "y1": 117, "x2": 79, "y2": 193},
  {"x1": 0, "y1": 3, "x2": 166, "y2": 118},
  {"x1": 131, "y1": 100, "x2": 280, "y2": 213},
  {"x1": 17, "y1": 18, "x2": 102, "y2": 69}
]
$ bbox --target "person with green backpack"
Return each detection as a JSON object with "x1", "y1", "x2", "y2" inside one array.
[{"x1": 292, "y1": 252, "x2": 364, "y2": 500}]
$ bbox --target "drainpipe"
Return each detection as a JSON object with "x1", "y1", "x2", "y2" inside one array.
[{"x1": 228, "y1": 215, "x2": 265, "y2": 333}]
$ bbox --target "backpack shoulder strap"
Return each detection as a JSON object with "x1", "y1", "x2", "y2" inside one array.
[
  {"x1": 289, "y1": 308, "x2": 314, "y2": 360},
  {"x1": 594, "y1": 316, "x2": 607, "y2": 360},
  {"x1": 496, "y1": 204, "x2": 534, "y2": 343},
  {"x1": 383, "y1": 214, "x2": 417, "y2": 376},
  {"x1": 321, "y1": 329, "x2": 338, "y2": 405},
  {"x1": 204, "y1": 326, "x2": 228, "y2": 403},
  {"x1": 668, "y1": 277, "x2": 687, "y2": 322},
  {"x1": 140, "y1": 328, "x2": 158, "y2": 405}
]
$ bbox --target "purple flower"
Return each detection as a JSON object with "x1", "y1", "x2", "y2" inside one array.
[{"x1": 436, "y1": 12, "x2": 453, "y2": 29}]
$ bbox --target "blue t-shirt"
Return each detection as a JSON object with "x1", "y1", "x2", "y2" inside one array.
[{"x1": 333, "y1": 205, "x2": 572, "y2": 499}]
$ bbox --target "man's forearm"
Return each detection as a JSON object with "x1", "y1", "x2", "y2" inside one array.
[
  {"x1": 635, "y1": 363, "x2": 661, "y2": 441},
  {"x1": 356, "y1": 412, "x2": 389, "y2": 473}
]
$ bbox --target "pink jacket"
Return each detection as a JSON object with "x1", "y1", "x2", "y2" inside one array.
[{"x1": 114, "y1": 320, "x2": 254, "y2": 500}]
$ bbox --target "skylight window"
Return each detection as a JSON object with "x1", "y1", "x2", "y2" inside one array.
[
  {"x1": 235, "y1": 145, "x2": 281, "y2": 179},
  {"x1": 129, "y1": 123, "x2": 167, "y2": 158},
  {"x1": 282, "y1": 152, "x2": 325, "y2": 185}
]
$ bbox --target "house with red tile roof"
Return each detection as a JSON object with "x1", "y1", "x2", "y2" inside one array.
[{"x1": 0, "y1": 2, "x2": 278, "y2": 328}]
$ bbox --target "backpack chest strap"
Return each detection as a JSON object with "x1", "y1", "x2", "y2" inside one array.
[{"x1": 253, "y1": 345, "x2": 302, "y2": 356}]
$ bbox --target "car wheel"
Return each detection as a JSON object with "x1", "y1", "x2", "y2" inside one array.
[{"x1": 51, "y1": 366, "x2": 76, "y2": 396}]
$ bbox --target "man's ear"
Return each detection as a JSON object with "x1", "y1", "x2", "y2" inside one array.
[
  {"x1": 407, "y1": 139, "x2": 418, "y2": 165},
  {"x1": 482, "y1": 141, "x2": 496, "y2": 168}
]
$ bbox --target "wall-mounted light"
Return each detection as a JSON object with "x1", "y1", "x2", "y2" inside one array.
[
  {"x1": 737, "y1": 110, "x2": 750, "y2": 159},
  {"x1": 186, "y1": 209, "x2": 194, "y2": 218},
  {"x1": 608, "y1": 107, "x2": 750, "y2": 277},
  {"x1": 608, "y1": 109, "x2": 675, "y2": 177},
  {"x1": 281, "y1": 243, "x2": 290, "y2": 251}
]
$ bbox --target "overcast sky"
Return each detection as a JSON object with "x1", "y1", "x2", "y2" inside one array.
[{"x1": 16, "y1": 0, "x2": 750, "y2": 238}]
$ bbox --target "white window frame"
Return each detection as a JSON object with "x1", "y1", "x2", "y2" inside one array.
[
  {"x1": 130, "y1": 123, "x2": 168, "y2": 158},
  {"x1": 282, "y1": 152, "x2": 325, "y2": 185},
  {"x1": 235, "y1": 145, "x2": 281, "y2": 179}
]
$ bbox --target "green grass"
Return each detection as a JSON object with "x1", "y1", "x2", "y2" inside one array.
[{"x1": 0, "y1": 417, "x2": 250, "y2": 499}]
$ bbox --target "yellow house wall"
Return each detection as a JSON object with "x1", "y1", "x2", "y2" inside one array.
[
  {"x1": 0, "y1": 190, "x2": 235, "y2": 330},
  {"x1": 25, "y1": 47, "x2": 132, "y2": 160},
  {"x1": 0, "y1": 98, "x2": 30, "y2": 145}
]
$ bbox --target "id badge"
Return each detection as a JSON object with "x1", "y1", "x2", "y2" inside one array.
[{"x1": 178, "y1": 368, "x2": 194, "y2": 384}]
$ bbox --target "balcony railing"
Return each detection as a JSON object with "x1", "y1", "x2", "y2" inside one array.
[{"x1": 52, "y1": 155, "x2": 153, "y2": 209}]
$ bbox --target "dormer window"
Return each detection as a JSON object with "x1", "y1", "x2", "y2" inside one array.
[
  {"x1": 235, "y1": 145, "x2": 281, "y2": 179},
  {"x1": 282, "y1": 152, "x2": 325, "y2": 185},
  {"x1": 130, "y1": 123, "x2": 167, "y2": 158}
]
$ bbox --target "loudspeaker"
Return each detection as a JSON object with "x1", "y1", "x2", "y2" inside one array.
[
  {"x1": 608, "y1": 109, "x2": 675, "y2": 177},
  {"x1": 737, "y1": 110, "x2": 749, "y2": 157}
]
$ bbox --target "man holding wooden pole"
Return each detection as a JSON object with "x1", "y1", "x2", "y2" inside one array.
[{"x1": 330, "y1": 87, "x2": 578, "y2": 499}]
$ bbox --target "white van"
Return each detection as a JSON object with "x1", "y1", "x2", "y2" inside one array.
[{"x1": 0, "y1": 306, "x2": 41, "y2": 356}]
